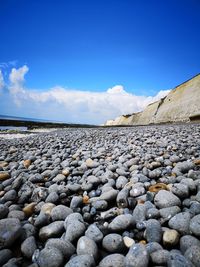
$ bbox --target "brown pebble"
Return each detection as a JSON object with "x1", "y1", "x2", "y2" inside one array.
[
  {"x1": 0, "y1": 161, "x2": 8, "y2": 168},
  {"x1": 139, "y1": 240, "x2": 147, "y2": 245},
  {"x1": 0, "y1": 172, "x2": 10, "y2": 181},
  {"x1": 194, "y1": 159, "x2": 200, "y2": 165},
  {"x1": 83, "y1": 195, "x2": 89, "y2": 204},
  {"x1": 23, "y1": 159, "x2": 31, "y2": 168},
  {"x1": 23, "y1": 202, "x2": 37, "y2": 216},
  {"x1": 148, "y1": 183, "x2": 168, "y2": 193}
]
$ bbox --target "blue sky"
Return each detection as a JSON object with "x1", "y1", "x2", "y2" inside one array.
[{"x1": 0, "y1": 0, "x2": 200, "y2": 124}]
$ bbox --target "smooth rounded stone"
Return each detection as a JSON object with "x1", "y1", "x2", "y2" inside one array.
[
  {"x1": 85, "y1": 224, "x2": 103, "y2": 243},
  {"x1": 36, "y1": 247, "x2": 64, "y2": 267},
  {"x1": 180, "y1": 235, "x2": 200, "y2": 254},
  {"x1": 0, "y1": 172, "x2": 10, "y2": 181},
  {"x1": 180, "y1": 178, "x2": 196, "y2": 192},
  {"x1": 116, "y1": 176, "x2": 128, "y2": 189},
  {"x1": 8, "y1": 210, "x2": 25, "y2": 220},
  {"x1": 163, "y1": 229, "x2": 179, "y2": 247},
  {"x1": 21, "y1": 223, "x2": 36, "y2": 240},
  {"x1": 125, "y1": 243, "x2": 149, "y2": 267},
  {"x1": 159, "y1": 206, "x2": 181, "y2": 221},
  {"x1": 168, "y1": 212, "x2": 191, "y2": 234},
  {"x1": 98, "y1": 254, "x2": 125, "y2": 267},
  {"x1": 70, "y1": 196, "x2": 83, "y2": 210},
  {"x1": 39, "y1": 221, "x2": 64, "y2": 241},
  {"x1": 184, "y1": 245, "x2": 200, "y2": 267},
  {"x1": 146, "y1": 207, "x2": 160, "y2": 219},
  {"x1": 0, "y1": 249, "x2": 12, "y2": 266},
  {"x1": 52, "y1": 174, "x2": 66, "y2": 182},
  {"x1": 21, "y1": 236, "x2": 37, "y2": 259},
  {"x1": 190, "y1": 202, "x2": 200, "y2": 215},
  {"x1": 51, "y1": 205, "x2": 73, "y2": 221},
  {"x1": 108, "y1": 214, "x2": 135, "y2": 231},
  {"x1": 34, "y1": 212, "x2": 51, "y2": 227},
  {"x1": 150, "y1": 249, "x2": 170, "y2": 265},
  {"x1": 132, "y1": 204, "x2": 146, "y2": 224},
  {"x1": 67, "y1": 183, "x2": 81, "y2": 192},
  {"x1": 85, "y1": 158, "x2": 99, "y2": 168},
  {"x1": 92, "y1": 200, "x2": 108, "y2": 210},
  {"x1": 189, "y1": 214, "x2": 200, "y2": 236},
  {"x1": 23, "y1": 202, "x2": 36, "y2": 217},
  {"x1": 130, "y1": 186, "x2": 145, "y2": 197},
  {"x1": 154, "y1": 190, "x2": 181, "y2": 208},
  {"x1": 0, "y1": 204, "x2": 9, "y2": 219},
  {"x1": 116, "y1": 188, "x2": 129, "y2": 208},
  {"x1": 172, "y1": 161, "x2": 194, "y2": 176},
  {"x1": 41, "y1": 203, "x2": 56, "y2": 214},
  {"x1": 64, "y1": 213, "x2": 86, "y2": 242},
  {"x1": 146, "y1": 242, "x2": 163, "y2": 254},
  {"x1": 170, "y1": 155, "x2": 180, "y2": 163},
  {"x1": 3, "y1": 190, "x2": 17, "y2": 201},
  {"x1": 167, "y1": 252, "x2": 194, "y2": 267},
  {"x1": 123, "y1": 236, "x2": 135, "y2": 248},
  {"x1": 146, "y1": 219, "x2": 162, "y2": 243},
  {"x1": 97, "y1": 188, "x2": 118, "y2": 202},
  {"x1": 45, "y1": 192, "x2": 59, "y2": 204},
  {"x1": 77, "y1": 236, "x2": 98, "y2": 260},
  {"x1": 2, "y1": 257, "x2": 21, "y2": 267},
  {"x1": 102, "y1": 233, "x2": 125, "y2": 253},
  {"x1": 31, "y1": 187, "x2": 48, "y2": 202},
  {"x1": 171, "y1": 183, "x2": 189, "y2": 198},
  {"x1": 64, "y1": 255, "x2": 95, "y2": 267},
  {"x1": 45, "y1": 238, "x2": 75, "y2": 259},
  {"x1": 0, "y1": 218, "x2": 22, "y2": 249}
]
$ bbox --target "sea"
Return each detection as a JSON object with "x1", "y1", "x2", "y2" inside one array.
[{"x1": 0, "y1": 115, "x2": 60, "y2": 131}]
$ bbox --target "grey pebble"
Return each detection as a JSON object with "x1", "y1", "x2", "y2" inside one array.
[
  {"x1": 150, "y1": 249, "x2": 170, "y2": 265},
  {"x1": 0, "y1": 249, "x2": 12, "y2": 266},
  {"x1": 77, "y1": 236, "x2": 98, "y2": 260},
  {"x1": 0, "y1": 218, "x2": 22, "y2": 249},
  {"x1": 45, "y1": 238, "x2": 75, "y2": 259},
  {"x1": 154, "y1": 190, "x2": 181, "y2": 208},
  {"x1": 108, "y1": 214, "x2": 135, "y2": 231},
  {"x1": 37, "y1": 247, "x2": 64, "y2": 267},
  {"x1": 189, "y1": 214, "x2": 200, "y2": 236},
  {"x1": 85, "y1": 224, "x2": 103, "y2": 243},
  {"x1": 64, "y1": 255, "x2": 95, "y2": 267},
  {"x1": 51, "y1": 205, "x2": 73, "y2": 221},
  {"x1": 168, "y1": 212, "x2": 191, "y2": 234},
  {"x1": 184, "y1": 245, "x2": 200, "y2": 267},
  {"x1": 146, "y1": 219, "x2": 162, "y2": 243},
  {"x1": 0, "y1": 204, "x2": 9, "y2": 219},
  {"x1": 98, "y1": 253, "x2": 125, "y2": 267},
  {"x1": 39, "y1": 221, "x2": 64, "y2": 241},
  {"x1": 21, "y1": 236, "x2": 37, "y2": 259},
  {"x1": 125, "y1": 243, "x2": 149, "y2": 267},
  {"x1": 102, "y1": 233, "x2": 125, "y2": 253},
  {"x1": 180, "y1": 235, "x2": 200, "y2": 254}
]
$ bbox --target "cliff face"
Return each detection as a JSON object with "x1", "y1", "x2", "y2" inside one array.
[{"x1": 105, "y1": 74, "x2": 200, "y2": 126}]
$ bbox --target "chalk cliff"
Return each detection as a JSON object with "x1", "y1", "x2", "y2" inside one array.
[{"x1": 105, "y1": 73, "x2": 200, "y2": 126}]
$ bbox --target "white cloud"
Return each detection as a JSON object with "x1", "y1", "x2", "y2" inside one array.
[
  {"x1": 1, "y1": 65, "x2": 170, "y2": 124},
  {"x1": 0, "y1": 70, "x2": 5, "y2": 90}
]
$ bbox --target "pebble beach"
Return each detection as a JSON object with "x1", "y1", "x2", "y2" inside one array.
[{"x1": 0, "y1": 124, "x2": 200, "y2": 267}]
